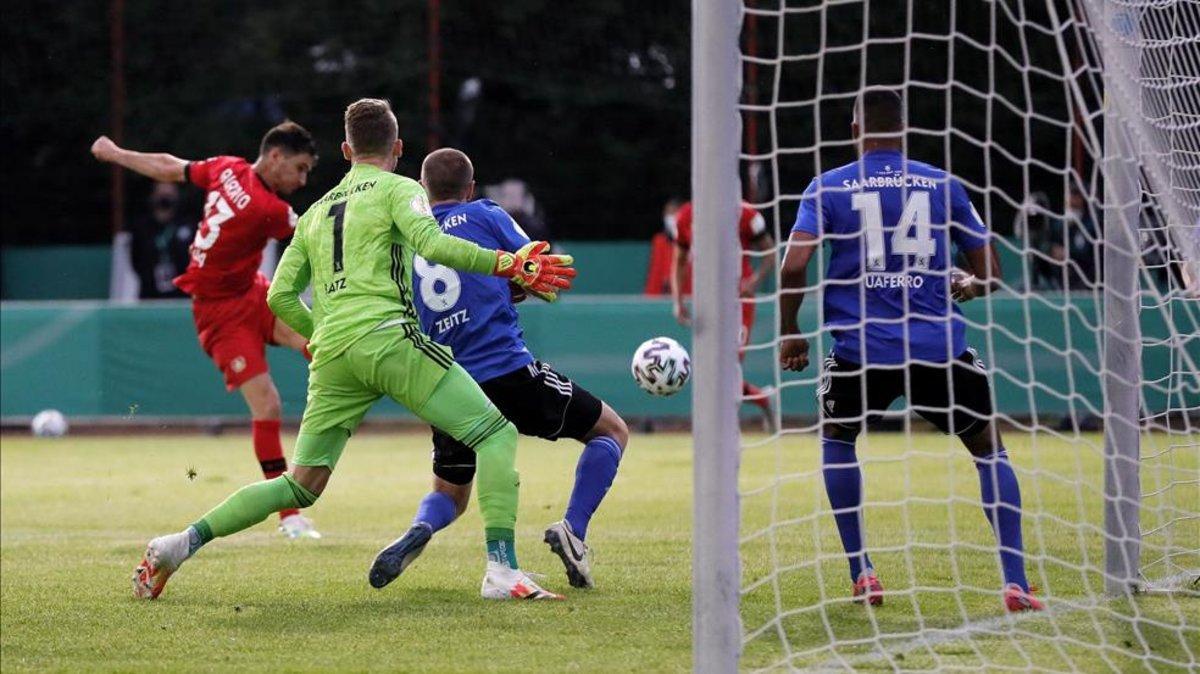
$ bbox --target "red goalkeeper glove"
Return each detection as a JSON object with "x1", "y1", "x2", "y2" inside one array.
[{"x1": 493, "y1": 241, "x2": 576, "y2": 301}]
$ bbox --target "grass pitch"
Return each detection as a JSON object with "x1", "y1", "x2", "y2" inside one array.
[{"x1": 2, "y1": 431, "x2": 1196, "y2": 672}]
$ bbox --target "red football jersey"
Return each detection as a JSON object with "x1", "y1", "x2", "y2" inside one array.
[
  {"x1": 173, "y1": 156, "x2": 295, "y2": 300},
  {"x1": 670, "y1": 201, "x2": 768, "y2": 281}
]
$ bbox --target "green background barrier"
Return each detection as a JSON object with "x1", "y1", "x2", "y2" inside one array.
[
  {"x1": 0, "y1": 240, "x2": 1029, "y2": 300},
  {"x1": 0, "y1": 243, "x2": 653, "y2": 300},
  {"x1": 2, "y1": 296, "x2": 1192, "y2": 421},
  {"x1": 1, "y1": 247, "x2": 113, "y2": 300}
]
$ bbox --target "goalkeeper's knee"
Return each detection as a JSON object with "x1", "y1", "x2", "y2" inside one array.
[
  {"x1": 478, "y1": 418, "x2": 518, "y2": 451},
  {"x1": 283, "y1": 472, "x2": 322, "y2": 508}
]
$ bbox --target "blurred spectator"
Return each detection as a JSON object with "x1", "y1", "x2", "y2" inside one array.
[
  {"x1": 1013, "y1": 191, "x2": 1061, "y2": 290},
  {"x1": 128, "y1": 182, "x2": 193, "y2": 299},
  {"x1": 1139, "y1": 206, "x2": 1182, "y2": 293},
  {"x1": 662, "y1": 197, "x2": 683, "y2": 235},
  {"x1": 1061, "y1": 189, "x2": 1099, "y2": 289},
  {"x1": 487, "y1": 179, "x2": 551, "y2": 242}
]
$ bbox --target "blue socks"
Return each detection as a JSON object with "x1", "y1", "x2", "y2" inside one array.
[
  {"x1": 822, "y1": 437, "x2": 873, "y2": 582},
  {"x1": 822, "y1": 436, "x2": 1029, "y2": 590},
  {"x1": 413, "y1": 491, "x2": 458, "y2": 534},
  {"x1": 564, "y1": 436, "x2": 623, "y2": 540},
  {"x1": 974, "y1": 450, "x2": 1029, "y2": 591}
]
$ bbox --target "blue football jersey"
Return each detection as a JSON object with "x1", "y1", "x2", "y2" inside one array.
[
  {"x1": 413, "y1": 199, "x2": 534, "y2": 382},
  {"x1": 792, "y1": 149, "x2": 989, "y2": 365}
]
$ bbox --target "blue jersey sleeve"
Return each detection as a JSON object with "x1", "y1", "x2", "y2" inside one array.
[
  {"x1": 949, "y1": 179, "x2": 989, "y2": 251},
  {"x1": 792, "y1": 178, "x2": 822, "y2": 237},
  {"x1": 491, "y1": 209, "x2": 532, "y2": 253}
]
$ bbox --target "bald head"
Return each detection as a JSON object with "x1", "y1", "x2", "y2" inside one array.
[{"x1": 421, "y1": 148, "x2": 475, "y2": 203}]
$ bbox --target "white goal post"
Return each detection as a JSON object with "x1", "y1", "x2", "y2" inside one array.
[{"x1": 692, "y1": 0, "x2": 1198, "y2": 671}]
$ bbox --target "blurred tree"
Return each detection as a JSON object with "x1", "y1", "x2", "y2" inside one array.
[{"x1": 1, "y1": 0, "x2": 689, "y2": 245}]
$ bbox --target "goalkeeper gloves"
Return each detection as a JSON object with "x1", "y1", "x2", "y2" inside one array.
[{"x1": 493, "y1": 241, "x2": 576, "y2": 301}]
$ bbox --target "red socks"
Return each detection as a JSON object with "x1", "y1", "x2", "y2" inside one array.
[
  {"x1": 252, "y1": 419, "x2": 299, "y2": 519},
  {"x1": 743, "y1": 382, "x2": 771, "y2": 412}
]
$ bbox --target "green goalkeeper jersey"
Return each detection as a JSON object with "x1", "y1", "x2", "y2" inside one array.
[{"x1": 267, "y1": 162, "x2": 497, "y2": 369}]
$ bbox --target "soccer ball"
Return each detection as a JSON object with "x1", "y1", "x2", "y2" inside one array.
[
  {"x1": 631, "y1": 337, "x2": 692, "y2": 397},
  {"x1": 31, "y1": 409, "x2": 68, "y2": 438}
]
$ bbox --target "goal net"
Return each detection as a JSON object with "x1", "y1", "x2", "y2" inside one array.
[{"x1": 692, "y1": 0, "x2": 1200, "y2": 671}]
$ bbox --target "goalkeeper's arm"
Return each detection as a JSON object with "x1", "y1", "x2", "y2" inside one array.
[
  {"x1": 90, "y1": 135, "x2": 188, "y2": 183},
  {"x1": 779, "y1": 231, "x2": 818, "y2": 372},
  {"x1": 401, "y1": 200, "x2": 575, "y2": 297},
  {"x1": 266, "y1": 232, "x2": 315, "y2": 339}
]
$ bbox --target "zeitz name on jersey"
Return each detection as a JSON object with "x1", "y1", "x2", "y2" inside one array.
[
  {"x1": 841, "y1": 175, "x2": 939, "y2": 190},
  {"x1": 434, "y1": 308, "x2": 469, "y2": 334}
]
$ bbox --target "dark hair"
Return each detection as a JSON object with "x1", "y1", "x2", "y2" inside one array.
[
  {"x1": 344, "y1": 98, "x2": 398, "y2": 157},
  {"x1": 259, "y1": 120, "x2": 316, "y2": 158},
  {"x1": 421, "y1": 148, "x2": 474, "y2": 202},
  {"x1": 856, "y1": 89, "x2": 904, "y2": 134}
]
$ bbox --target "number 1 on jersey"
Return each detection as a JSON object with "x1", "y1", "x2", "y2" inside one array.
[{"x1": 328, "y1": 201, "x2": 347, "y2": 273}]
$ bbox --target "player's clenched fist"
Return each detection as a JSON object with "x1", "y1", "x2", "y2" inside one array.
[
  {"x1": 779, "y1": 336, "x2": 810, "y2": 372},
  {"x1": 950, "y1": 270, "x2": 983, "y2": 303},
  {"x1": 493, "y1": 240, "x2": 577, "y2": 302},
  {"x1": 91, "y1": 135, "x2": 119, "y2": 163}
]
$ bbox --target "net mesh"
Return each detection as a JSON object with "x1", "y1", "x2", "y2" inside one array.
[{"x1": 736, "y1": 0, "x2": 1199, "y2": 670}]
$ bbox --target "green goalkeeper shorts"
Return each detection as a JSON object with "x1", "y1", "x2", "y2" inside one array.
[{"x1": 294, "y1": 321, "x2": 508, "y2": 469}]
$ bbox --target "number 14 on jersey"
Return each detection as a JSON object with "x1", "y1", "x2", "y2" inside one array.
[{"x1": 851, "y1": 191, "x2": 936, "y2": 271}]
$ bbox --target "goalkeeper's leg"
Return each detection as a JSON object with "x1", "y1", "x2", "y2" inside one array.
[
  {"x1": 132, "y1": 353, "x2": 374, "y2": 600},
  {"x1": 407, "y1": 365, "x2": 562, "y2": 599}
]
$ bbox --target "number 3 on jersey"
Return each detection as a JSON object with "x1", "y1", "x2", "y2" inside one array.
[
  {"x1": 190, "y1": 191, "x2": 235, "y2": 266},
  {"x1": 851, "y1": 191, "x2": 936, "y2": 271},
  {"x1": 413, "y1": 256, "x2": 462, "y2": 311}
]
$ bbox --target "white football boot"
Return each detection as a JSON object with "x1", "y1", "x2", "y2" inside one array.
[
  {"x1": 279, "y1": 513, "x2": 322, "y2": 539},
  {"x1": 132, "y1": 531, "x2": 190, "y2": 599},
  {"x1": 543, "y1": 520, "x2": 593, "y2": 588},
  {"x1": 480, "y1": 561, "x2": 564, "y2": 600}
]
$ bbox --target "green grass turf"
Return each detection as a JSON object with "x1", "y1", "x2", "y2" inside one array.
[
  {"x1": 2, "y1": 431, "x2": 1196, "y2": 672},
  {"x1": 740, "y1": 430, "x2": 1199, "y2": 672}
]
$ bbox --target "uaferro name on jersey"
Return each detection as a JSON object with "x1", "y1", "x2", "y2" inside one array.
[{"x1": 792, "y1": 148, "x2": 989, "y2": 365}]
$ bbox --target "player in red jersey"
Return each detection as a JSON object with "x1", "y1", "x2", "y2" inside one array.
[
  {"x1": 669, "y1": 200, "x2": 776, "y2": 426},
  {"x1": 91, "y1": 122, "x2": 321, "y2": 539}
]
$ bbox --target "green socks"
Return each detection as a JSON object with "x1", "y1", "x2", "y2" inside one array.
[
  {"x1": 486, "y1": 529, "x2": 519, "y2": 569},
  {"x1": 190, "y1": 474, "x2": 317, "y2": 548}
]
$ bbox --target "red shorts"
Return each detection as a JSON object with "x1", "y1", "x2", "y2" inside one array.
[{"x1": 191, "y1": 273, "x2": 277, "y2": 391}]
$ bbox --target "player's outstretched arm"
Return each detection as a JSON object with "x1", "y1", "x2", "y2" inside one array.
[
  {"x1": 90, "y1": 135, "x2": 188, "y2": 183},
  {"x1": 397, "y1": 190, "x2": 576, "y2": 299},
  {"x1": 266, "y1": 229, "x2": 315, "y2": 339},
  {"x1": 779, "y1": 231, "x2": 817, "y2": 372},
  {"x1": 492, "y1": 241, "x2": 576, "y2": 301},
  {"x1": 742, "y1": 232, "x2": 777, "y2": 297}
]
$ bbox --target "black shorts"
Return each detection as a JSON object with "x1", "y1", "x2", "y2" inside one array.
[
  {"x1": 432, "y1": 361, "x2": 605, "y2": 485},
  {"x1": 818, "y1": 349, "x2": 994, "y2": 437}
]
